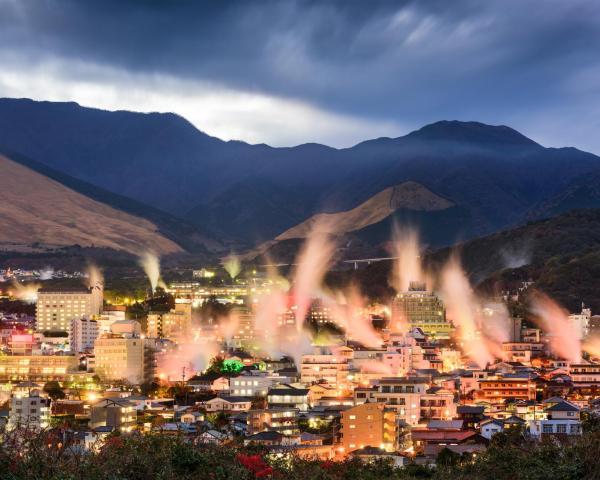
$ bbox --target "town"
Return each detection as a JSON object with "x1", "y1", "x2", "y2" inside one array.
[{"x1": 1, "y1": 251, "x2": 598, "y2": 471}]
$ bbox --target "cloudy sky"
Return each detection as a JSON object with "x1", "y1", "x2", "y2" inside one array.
[{"x1": 1, "y1": 0, "x2": 599, "y2": 152}]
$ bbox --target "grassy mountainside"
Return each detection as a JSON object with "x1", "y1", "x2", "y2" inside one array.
[
  {"x1": 0, "y1": 153, "x2": 183, "y2": 256},
  {"x1": 0, "y1": 148, "x2": 221, "y2": 253}
]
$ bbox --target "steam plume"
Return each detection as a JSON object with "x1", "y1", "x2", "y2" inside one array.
[
  {"x1": 223, "y1": 254, "x2": 241, "y2": 280},
  {"x1": 440, "y1": 255, "x2": 494, "y2": 368},
  {"x1": 391, "y1": 225, "x2": 424, "y2": 293},
  {"x1": 291, "y1": 219, "x2": 336, "y2": 331},
  {"x1": 530, "y1": 292, "x2": 581, "y2": 363},
  {"x1": 139, "y1": 251, "x2": 165, "y2": 292}
]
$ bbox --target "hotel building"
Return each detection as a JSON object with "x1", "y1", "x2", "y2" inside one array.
[{"x1": 36, "y1": 286, "x2": 103, "y2": 333}]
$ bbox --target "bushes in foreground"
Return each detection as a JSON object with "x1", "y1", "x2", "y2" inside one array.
[{"x1": 2, "y1": 425, "x2": 600, "y2": 480}]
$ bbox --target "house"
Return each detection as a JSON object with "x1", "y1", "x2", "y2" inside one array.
[
  {"x1": 247, "y1": 407, "x2": 299, "y2": 435},
  {"x1": 456, "y1": 405, "x2": 486, "y2": 429},
  {"x1": 529, "y1": 401, "x2": 582, "y2": 438},
  {"x1": 154, "y1": 422, "x2": 197, "y2": 435},
  {"x1": 180, "y1": 411, "x2": 205, "y2": 424},
  {"x1": 196, "y1": 429, "x2": 228, "y2": 444},
  {"x1": 351, "y1": 446, "x2": 407, "y2": 468},
  {"x1": 188, "y1": 372, "x2": 230, "y2": 393},
  {"x1": 83, "y1": 426, "x2": 114, "y2": 451},
  {"x1": 411, "y1": 428, "x2": 488, "y2": 459},
  {"x1": 244, "y1": 430, "x2": 300, "y2": 446},
  {"x1": 198, "y1": 396, "x2": 252, "y2": 412},
  {"x1": 267, "y1": 385, "x2": 310, "y2": 411},
  {"x1": 89, "y1": 398, "x2": 137, "y2": 432},
  {"x1": 480, "y1": 418, "x2": 505, "y2": 439}
]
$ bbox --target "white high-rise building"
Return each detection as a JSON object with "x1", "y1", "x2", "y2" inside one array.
[
  {"x1": 569, "y1": 307, "x2": 591, "y2": 340},
  {"x1": 8, "y1": 383, "x2": 51, "y2": 431},
  {"x1": 70, "y1": 317, "x2": 99, "y2": 353},
  {"x1": 36, "y1": 286, "x2": 103, "y2": 333}
]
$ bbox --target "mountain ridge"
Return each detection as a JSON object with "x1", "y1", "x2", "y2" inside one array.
[{"x1": 1, "y1": 97, "x2": 599, "y2": 248}]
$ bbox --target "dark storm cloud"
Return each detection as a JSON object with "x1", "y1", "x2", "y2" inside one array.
[{"x1": 1, "y1": 0, "x2": 600, "y2": 150}]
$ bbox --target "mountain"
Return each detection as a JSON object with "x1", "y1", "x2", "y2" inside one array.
[
  {"x1": 276, "y1": 181, "x2": 453, "y2": 241},
  {"x1": 0, "y1": 152, "x2": 194, "y2": 256},
  {"x1": 328, "y1": 209, "x2": 600, "y2": 311},
  {"x1": 429, "y1": 209, "x2": 600, "y2": 311},
  {"x1": 1, "y1": 98, "x2": 599, "y2": 248},
  {"x1": 528, "y1": 169, "x2": 600, "y2": 220}
]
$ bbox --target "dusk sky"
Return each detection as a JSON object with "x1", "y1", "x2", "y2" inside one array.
[{"x1": 1, "y1": 0, "x2": 599, "y2": 152}]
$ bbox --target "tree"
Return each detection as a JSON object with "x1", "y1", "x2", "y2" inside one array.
[{"x1": 43, "y1": 380, "x2": 66, "y2": 400}]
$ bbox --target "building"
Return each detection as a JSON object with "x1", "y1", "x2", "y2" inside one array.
[
  {"x1": 69, "y1": 317, "x2": 99, "y2": 353},
  {"x1": 146, "y1": 301, "x2": 192, "y2": 339},
  {"x1": 247, "y1": 408, "x2": 299, "y2": 435},
  {"x1": 300, "y1": 348, "x2": 350, "y2": 387},
  {"x1": 569, "y1": 363, "x2": 600, "y2": 389},
  {"x1": 568, "y1": 307, "x2": 591, "y2": 340},
  {"x1": 93, "y1": 321, "x2": 146, "y2": 384},
  {"x1": 230, "y1": 372, "x2": 276, "y2": 397},
  {"x1": 390, "y1": 282, "x2": 452, "y2": 339},
  {"x1": 7, "y1": 383, "x2": 50, "y2": 430},
  {"x1": 529, "y1": 401, "x2": 582, "y2": 437},
  {"x1": 0, "y1": 354, "x2": 79, "y2": 382},
  {"x1": 476, "y1": 374, "x2": 537, "y2": 403},
  {"x1": 97, "y1": 305, "x2": 126, "y2": 334},
  {"x1": 36, "y1": 286, "x2": 103, "y2": 333},
  {"x1": 267, "y1": 385, "x2": 310, "y2": 411},
  {"x1": 7, "y1": 332, "x2": 35, "y2": 355},
  {"x1": 198, "y1": 396, "x2": 252, "y2": 412},
  {"x1": 501, "y1": 342, "x2": 545, "y2": 364},
  {"x1": 341, "y1": 402, "x2": 397, "y2": 453},
  {"x1": 89, "y1": 398, "x2": 137, "y2": 432},
  {"x1": 354, "y1": 377, "x2": 456, "y2": 426}
]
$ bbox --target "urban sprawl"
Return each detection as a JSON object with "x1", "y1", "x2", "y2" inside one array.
[{"x1": 1, "y1": 247, "x2": 599, "y2": 468}]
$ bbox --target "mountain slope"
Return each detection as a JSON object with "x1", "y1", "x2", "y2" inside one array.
[
  {"x1": 0, "y1": 154, "x2": 183, "y2": 255},
  {"x1": 0, "y1": 148, "x2": 221, "y2": 253},
  {"x1": 276, "y1": 181, "x2": 453, "y2": 240},
  {"x1": 1, "y1": 99, "x2": 600, "y2": 247}
]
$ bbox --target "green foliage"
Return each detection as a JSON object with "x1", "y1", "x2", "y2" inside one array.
[
  {"x1": 2, "y1": 425, "x2": 600, "y2": 479},
  {"x1": 43, "y1": 381, "x2": 66, "y2": 401},
  {"x1": 222, "y1": 359, "x2": 244, "y2": 374}
]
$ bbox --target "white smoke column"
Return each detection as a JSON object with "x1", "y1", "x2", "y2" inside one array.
[
  {"x1": 292, "y1": 219, "x2": 336, "y2": 331},
  {"x1": 440, "y1": 256, "x2": 494, "y2": 368},
  {"x1": 223, "y1": 254, "x2": 241, "y2": 280},
  {"x1": 480, "y1": 302, "x2": 512, "y2": 358},
  {"x1": 219, "y1": 310, "x2": 241, "y2": 347},
  {"x1": 324, "y1": 286, "x2": 383, "y2": 348},
  {"x1": 39, "y1": 267, "x2": 54, "y2": 280},
  {"x1": 139, "y1": 251, "x2": 164, "y2": 292},
  {"x1": 157, "y1": 339, "x2": 220, "y2": 380},
  {"x1": 86, "y1": 263, "x2": 104, "y2": 289},
  {"x1": 530, "y1": 292, "x2": 581, "y2": 363},
  {"x1": 11, "y1": 280, "x2": 40, "y2": 303},
  {"x1": 391, "y1": 225, "x2": 423, "y2": 293}
]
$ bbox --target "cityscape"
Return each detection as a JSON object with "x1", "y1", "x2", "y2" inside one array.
[{"x1": 1, "y1": 1, "x2": 600, "y2": 479}]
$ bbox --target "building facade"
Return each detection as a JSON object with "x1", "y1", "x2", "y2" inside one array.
[
  {"x1": 36, "y1": 287, "x2": 102, "y2": 333},
  {"x1": 69, "y1": 317, "x2": 99, "y2": 353}
]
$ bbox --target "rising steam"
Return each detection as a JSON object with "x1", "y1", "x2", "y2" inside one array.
[
  {"x1": 391, "y1": 225, "x2": 424, "y2": 293},
  {"x1": 139, "y1": 251, "x2": 165, "y2": 292},
  {"x1": 440, "y1": 255, "x2": 494, "y2": 368},
  {"x1": 291, "y1": 219, "x2": 337, "y2": 331},
  {"x1": 223, "y1": 254, "x2": 242, "y2": 280},
  {"x1": 530, "y1": 291, "x2": 582, "y2": 363},
  {"x1": 86, "y1": 263, "x2": 104, "y2": 289},
  {"x1": 10, "y1": 280, "x2": 40, "y2": 303}
]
